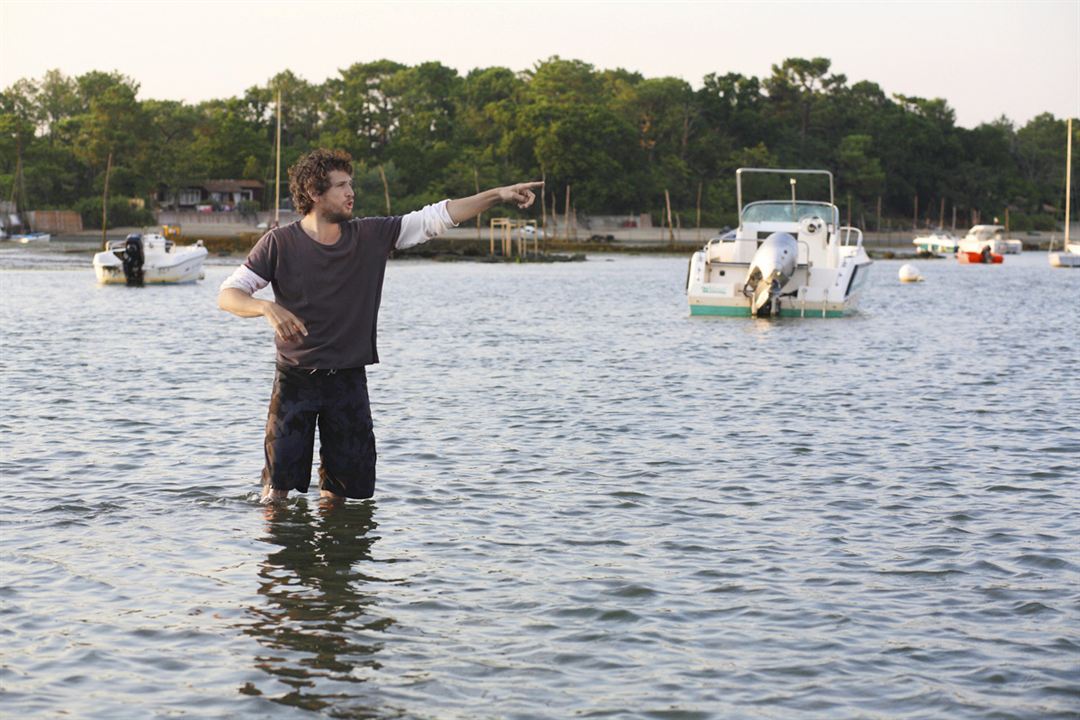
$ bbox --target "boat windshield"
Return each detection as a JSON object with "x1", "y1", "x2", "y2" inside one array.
[{"x1": 742, "y1": 201, "x2": 836, "y2": 224}]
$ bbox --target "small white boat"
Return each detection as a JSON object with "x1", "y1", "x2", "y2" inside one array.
[
  {"x1": 687, "y1": 168, "x2": 873, "y2": 318},
  {"x1": 93, "y1": 232, "x2": 207, "y2": 285},
  {"x1": 958, "y1": 225, "x2": 1014, "y2": 256},
  {"x1": 912, "y1": 230, "x2": 959, "y2": 254},
  {"x1": 12, "y1": 232, "x2": 51, "y2": 244},
  {"x1": 1048, "y1": 243, "x2": 1080, "y2": 268}
]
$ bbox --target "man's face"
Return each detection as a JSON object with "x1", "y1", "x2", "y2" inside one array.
[{"x1": 313, "y1": 170, "x2": 354, "y2": 223}]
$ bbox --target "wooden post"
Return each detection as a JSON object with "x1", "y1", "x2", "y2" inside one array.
[
  {"x1": 101, "y1": 151, "x2": 112, "y2": 249},
  {"x1": 474, "y1": 167, "x2": 481, "y2": 243},
  {"x1": 378, "y1": 165, "x2": 391, "y2": 215},
  {"x1": 913, "y1": 195, "x2": 918, "y2": 230},
  {"x1": 550, "y1": 191, "x2": 558, "y2": 241},
  {"x1": 695, "y1": 181, "x2": 702, "y2": 242},
  {"x1": 564, "y1": 186, "x2": 571, "y2": 242},
  {"x1": 274, "y1": 89, "x2": 282, "y2": 225},
  {"x1": 1005, "y1": 206, "x2": 1010, "y2": 233},
  {"x1": 664, "y1": 189, "x2": 674, "y2": 245},
  {"x1": 540, "y1": 171, "x2": 547, "y2": 244},
  {"x1": 939, "y1": 197, "x2": 945, "y2": 229}
]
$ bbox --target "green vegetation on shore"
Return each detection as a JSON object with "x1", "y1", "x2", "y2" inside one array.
[{"x1": 2, "y1": 59, "x2": 1075, "y2": 231}]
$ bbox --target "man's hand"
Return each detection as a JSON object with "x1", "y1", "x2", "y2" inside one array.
[
  {"x1": 497, "y1": 181, "x2": 543, "y2": 209},
  {"x1": 262, "y1": 302, "x2": 308, "y2": 342}
]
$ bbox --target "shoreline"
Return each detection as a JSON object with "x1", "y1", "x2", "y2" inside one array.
[{"x1": 7, "y1": 224, "x2": 1065, "y2": 263}]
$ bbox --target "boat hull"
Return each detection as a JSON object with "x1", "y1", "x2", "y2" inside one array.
[
  {"x1": 13, "y1": 233, "x2": 51, "y2": 244},
  {"x1": 93, "y1": 247, "x2": 207, "y2": 284},
  {"x1": 957, "y1": 250, "x2": 1003, "y2": 264},
  {"x1": 689, "y1": 303, "x2": 847, "y2": 318},
  {"x1": 687, "y1": 251, "x2": 871, "y2": 318},
  {"x1": 1048, "y1": 251, "x2": 1080, "y2": 268}
]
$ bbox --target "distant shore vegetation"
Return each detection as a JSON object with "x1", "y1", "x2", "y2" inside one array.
[{"x1": 1, "y1": 57, "x2": 1074, "y2": 230}]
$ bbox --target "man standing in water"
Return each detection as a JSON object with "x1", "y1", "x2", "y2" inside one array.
[{"x1": 218, "y1": 149, "x2": 540, "y2": 502}]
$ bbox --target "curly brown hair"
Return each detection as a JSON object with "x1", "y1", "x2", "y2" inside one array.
[{"x1": 288, "y1": 148, "x2": 353, "y2": 215}]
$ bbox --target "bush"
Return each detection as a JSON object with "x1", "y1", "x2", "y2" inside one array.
[{"x1": 75, "y1": 197, "x2": 156, "y2": 229}]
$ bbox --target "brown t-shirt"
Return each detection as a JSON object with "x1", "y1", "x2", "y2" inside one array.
[{"x1": 244, "y1": 217, "x2": 403, "y2": 369}]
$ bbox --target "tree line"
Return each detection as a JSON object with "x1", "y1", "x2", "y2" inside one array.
[{"x1": 1, "y1": 57, "x2": 1074, "y2": 231}]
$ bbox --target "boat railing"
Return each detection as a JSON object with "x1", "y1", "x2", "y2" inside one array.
[
  {"x1": 839, "y1": 226, "x2": 863, "y2": 248},
  {"x1": 797, "y1": 240, "x2": 813, "y2": 269}
]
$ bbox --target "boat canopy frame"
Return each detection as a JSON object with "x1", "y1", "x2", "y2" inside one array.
[{"x1": 736, "y1": 168, "x2": 835, "y2": 214}]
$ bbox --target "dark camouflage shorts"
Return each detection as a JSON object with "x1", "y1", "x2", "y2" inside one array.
[{"x1": 262, "y1": 363, "x2": 376, "y2": 498}]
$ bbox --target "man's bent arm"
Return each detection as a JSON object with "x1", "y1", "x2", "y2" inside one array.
[
  {"x1": 218, "y1": 266, "x2": 307, "y2": 340},
  {"x1": 218, "y1": 287, "x2": 272, "y2": 317}
]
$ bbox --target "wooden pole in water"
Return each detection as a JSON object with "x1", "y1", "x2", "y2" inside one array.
[
  {"x1": 1005, "y1": 206, "x2": 1010, "y2": 233},
  {"x1": 540, "y1": 171, "x2": 547, "y2": 244},
  {"x1": 952, "y1": 204, "x2": 957, "y2": 231},
  {"x1": 938, "y1": 197, "x2": 945, "y2": 230},
  {"x1": 101, "y1": 151, "x2": 112, "y2": 250},
  {"x1": 378, "y1": 165, "x2": 391, "y2": 215},
  {"x1": 550, "y1": 191, "x2": 558, "y2": 241},
  {"x1": 474, "y1": 167, "x2": 481, "y2": 243},
  {"x1": 274, "y1": 89, "x2": 282, "y2": 226},
  {"x1": 695, "y1": 181, "x2": 702, "y2": 242},
  {"x1": 664, "y1": 189, "x2": 674, "y2": 245},
  {"x1": 564, "y1": 186, "x2": 571, "y2": 242}
]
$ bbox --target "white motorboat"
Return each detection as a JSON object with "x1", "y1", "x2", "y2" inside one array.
[
  {"x1": 686, "y1": 168, "x2": 873, "y2": 318},
  {"x1": 957, "y1": 225, "x2": 1019, "y2": 255},
  {"x1": 12, "y1": 232, "x2": 51, "y2": 244},
  {"x1": 912, "y1": 230, "x2": 959, "y2": 254},
  {"x1": 1003, "y1": 237, "x2": 1024, "y2": 254},
  {"x1": 93, "y1": 232, "x2": 207, "y2": 285}
]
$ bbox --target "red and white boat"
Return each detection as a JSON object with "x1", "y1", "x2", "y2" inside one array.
[{"x1": 957, "y1": 248, "x2": 1003, "y2": 264}]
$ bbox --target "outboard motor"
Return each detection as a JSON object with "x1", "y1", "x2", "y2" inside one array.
[
  {"x1": 743, "y1": 232, "x2": 798, "y2": 317},
  {"x1": 122, "y1": 233, "x2": 145, "y2": 286}
]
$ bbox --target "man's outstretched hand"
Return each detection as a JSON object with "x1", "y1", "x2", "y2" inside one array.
[{"x1": 497, "y1": 181, "x2": 544, "y2": 209}]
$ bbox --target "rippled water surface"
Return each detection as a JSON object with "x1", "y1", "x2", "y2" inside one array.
[{"x1": 1, "y1": 249, "x2": 1078, "y2": 719}]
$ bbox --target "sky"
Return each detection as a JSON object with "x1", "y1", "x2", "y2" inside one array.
[{"x1": 1, "y1": 0, "x2": 1077, "y2": 129}]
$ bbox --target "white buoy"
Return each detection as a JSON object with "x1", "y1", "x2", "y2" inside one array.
[{"x1": 898, "y1": 264, "x2": 923, "y2": 283}]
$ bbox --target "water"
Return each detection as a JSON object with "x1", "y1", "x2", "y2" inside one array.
[{"x1": 1, "y1": 249, "x2": 1077, "y2": 719}]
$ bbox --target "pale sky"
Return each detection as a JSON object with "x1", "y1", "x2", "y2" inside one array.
[{"x1": 1, "y1": 0, "x2": 1077, "y2": 129}]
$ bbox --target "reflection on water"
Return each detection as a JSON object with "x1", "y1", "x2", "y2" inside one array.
[
  {"x1": 243, "y1": 500, "x2": 393, "y2": 713},
  {"x1": 2, "y1": 256, "x2": 1078, "y2": 719}
]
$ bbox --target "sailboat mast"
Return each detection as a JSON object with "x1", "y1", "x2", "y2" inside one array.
[
  {"x1": 274, "y1": 88, "x2": 282, "y2": 226},
  {"x1": 1066, "y1": 117, "x2": 1072, "y2": 247}
]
